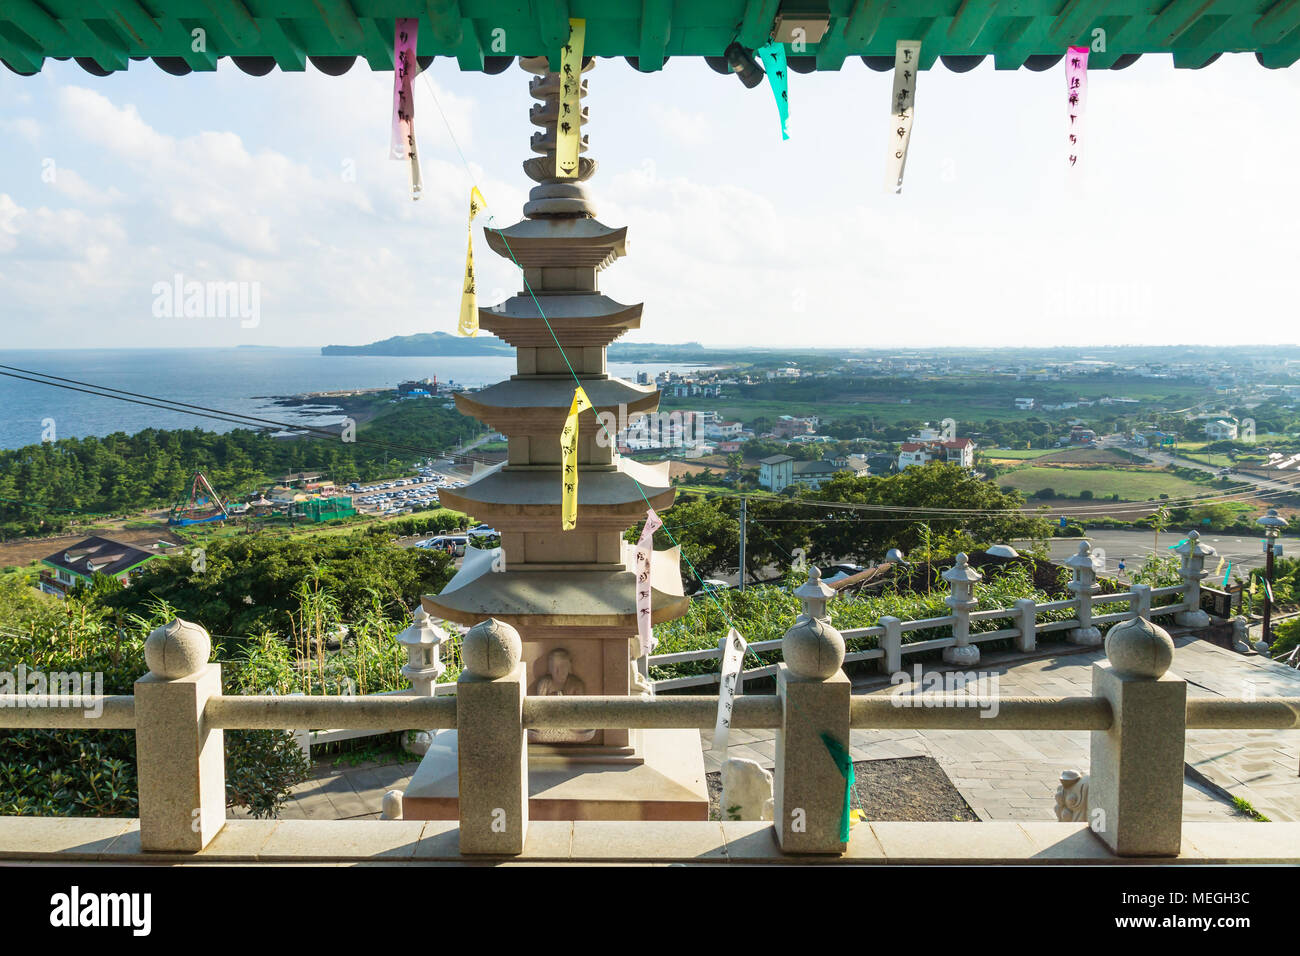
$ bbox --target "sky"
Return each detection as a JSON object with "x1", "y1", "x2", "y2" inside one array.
[{"x1": 1, "y1": 51, "x2": 1299, "y2": 350}]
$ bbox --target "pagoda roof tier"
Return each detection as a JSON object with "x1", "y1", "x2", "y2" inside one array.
[
  {"x1": 455, "y1": 377, "x2": 658, "y2": 433},
  {"x1": 483, "y1": 218, "x2": 627, "y2": 271},
  {"x1": 422, "y1": 542, "x2": 687, "y2": 629},
  {"x1": 479, "y1": 294, "x2": 641, "y2": 348},
  {"x1": 438, "y1": 459, "x2": 672, "y2": 518}
]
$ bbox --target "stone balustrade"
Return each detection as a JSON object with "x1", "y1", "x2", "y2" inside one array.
[
  {"x1": 3, "y1": 599, "x2": 1300, "y2": 863},
  {"x1": 648, "y1": 537, "x2": 1202, "y2": 691}
]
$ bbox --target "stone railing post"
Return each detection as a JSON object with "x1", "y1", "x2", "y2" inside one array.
[
  {"x1": 942, "y1": 553, "x2": 982, "y2": 665},
  {"x1": 1089, "y1": 615, "x2": 1186, "y2": 856},
  {"x1": 134, "y1": 618, "x2": 225, "y2": 852},
  {"x1": 457, "y1": 618, "x2": 527, "y2": 855},
  {"x1": 1014, "y1": 597, "x2": 1037, "y2": 652},
  {"x1": 1174, "y1": 530, "x2": 1214, "y2": 627},
  {"x1": 1130, "y1": 583, "x2": 1152, "y2": 620},
  {"x1": 1064, "y1": 541, "x2": 1102, "y2": 646},
  {"x1": 878, "y1": 616, "x2": 902, "y2": 675},
  {"x1": 775, "y1": 615, "x2": 851, "y2": 855}
]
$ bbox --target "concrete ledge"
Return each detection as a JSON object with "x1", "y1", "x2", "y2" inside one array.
[{"x1": 1, "y1": 817, "x2": 1297, "y2": 864}]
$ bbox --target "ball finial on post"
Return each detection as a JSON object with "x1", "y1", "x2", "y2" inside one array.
[
  {"x1": 144, "y1": 617, "x2": 211, "y2": 679},
  {"x1": 781, "y1": 615, "x2": 846, "y2": 680},
  {"x1": 462, "y1": 618, "x2": 523, "y2": 678},
  {"x1": 1104, "y1": 615, "x2": 1175, "y2": 679}
]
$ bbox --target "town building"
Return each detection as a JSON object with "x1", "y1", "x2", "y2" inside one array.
[
  {"x1": 38, "y1": 536, "x2": 160, "y2": 599},
  {"x1": 898, "y1": 437, "x2": 975, "y2": 470},
  {"x1": 1204, "y1": 418, "x2": 1239, "y2": 440},
  {"x1": 792, "y1": 460, "x2": 838, "y2": 489},
  {"x1": 759, "y1": 454, "x2": 795, "y2": 492}
]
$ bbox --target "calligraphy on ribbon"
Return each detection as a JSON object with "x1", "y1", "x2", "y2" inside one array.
[
  {"x1": 1065, "y1": 46, "x2": 1088, "y2": 168},
  {"x1": 884, "y1": 40, "x2": 921, "y2": 194},
  {"x1": 634, "y1": 508, "x2": 664, "y2": 658},
  {"x1": 556, "y1": 18, "x2": 587, "y2": 179},
  {"x1": 458, "y1": 186, "x2": 487, "y2": 337},
  {"x1": 390, "y1": 18, "x2": 422, "y2": 200},
  {"x1": 754, "y1": 40, "x2": 790, "y2": 140},
  {"x1": 711, "y1": 627, "x2": 748, "y2": 754},
  {"x1": 560, "y1": 386, "x2": 592, "y2": 530}
]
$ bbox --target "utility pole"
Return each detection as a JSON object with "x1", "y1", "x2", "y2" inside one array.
[{"x1": 738, "y1": 495, "x2": 747, "y2": 592}]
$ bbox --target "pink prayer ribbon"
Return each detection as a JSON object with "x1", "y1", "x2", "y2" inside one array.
[
  {"x1": 1065, "y1": 46, "x2": 1088, "y2": 168},
  {"x1": 391, "y1": 19, "x2": 419, "y2": 160},
  {"x1": 634, "y1": 508, "x2": 663, "y2": 657}
]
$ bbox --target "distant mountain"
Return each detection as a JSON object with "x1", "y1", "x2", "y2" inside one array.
[{"x1": 321, "y1": 332, "x2": 512, "y2": 356}]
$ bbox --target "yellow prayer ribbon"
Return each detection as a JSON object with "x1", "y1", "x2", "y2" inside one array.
[
  {"x1": 556, "y1": 18, "x2": 586, "y2": 179},
  {"x1": 458, "y1": 186, "x2": 487, "y2": 336},
  {"x1": 1214, "y1": 556, "x2": 1225, "y2": 577},
  {"x1": 560, "y1": 385, "x2": 592, "y2": 530}
]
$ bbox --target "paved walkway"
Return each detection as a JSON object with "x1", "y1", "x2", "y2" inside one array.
[{"x1": 249, "y1": 636, "x2": 1300, "y2": 825}]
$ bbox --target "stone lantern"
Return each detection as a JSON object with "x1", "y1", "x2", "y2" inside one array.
[
  {"x1": 1173, "y1": 530, "x2": 1215, "y2": 628},
  {"x1": 942, "y1": 552, "x2": 982, "y2": 665},
  {"x1": 1064, "y1": 541, "x2": 1102, "y2": 647},
  {"x1": 794, "y1": 566, "x2": 836, "y2": 624},
  {"x1": 396, "y1": 607, "x2": 448, "y2": 696}
]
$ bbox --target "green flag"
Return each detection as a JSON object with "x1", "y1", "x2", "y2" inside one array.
[{"x1": 820, "y1": 732, "x2": 854, "y2": 843}]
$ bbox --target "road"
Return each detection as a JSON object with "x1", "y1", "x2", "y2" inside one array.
[
  {"x1": 1102, "y1": 433, "x2": 1300, "y2": 498},
  {"x1": 1040, "y1": 529, "x2": 1300, "y2": 578}
]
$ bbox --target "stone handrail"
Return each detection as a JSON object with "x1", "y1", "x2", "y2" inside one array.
[
  {"x1": 2, "y1": 610, "x2": 1298, "y2": 860},
  {"x1": 645, "y1": 535, "x2": 1216, "y2": 689}
]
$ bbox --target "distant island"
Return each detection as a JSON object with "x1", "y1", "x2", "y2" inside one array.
[{"x1": 321, "y1": 332, "x2": 512, "y2": 356}]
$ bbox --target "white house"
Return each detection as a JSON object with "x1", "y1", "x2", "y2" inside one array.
[
  {"x1": 1204, "y1": 419, "x2": 1239, "y2": 440},
  {"x1": 759, "y1": 455, "x2": 795, "y2": 492}
]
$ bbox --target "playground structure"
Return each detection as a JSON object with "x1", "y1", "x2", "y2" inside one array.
[{"x1": 167, "y1": 470, "x2": 229, "y2": 527}]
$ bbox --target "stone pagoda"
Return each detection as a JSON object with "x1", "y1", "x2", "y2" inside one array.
[{"x1": 402, "y1": 56, "x2": 708, "y2": 821}]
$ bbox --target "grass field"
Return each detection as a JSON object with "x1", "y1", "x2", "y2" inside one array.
[
  {"x1": 999, "y1": 466, "x2": 1210, "y2": 501},
  {"x1": 983, "y1": 448, "x2": 1057, "y2": 460}
]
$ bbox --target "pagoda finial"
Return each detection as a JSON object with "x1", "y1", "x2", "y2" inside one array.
[{"x1": 519, "y1": 55, "x2": 597, "y2": 218}]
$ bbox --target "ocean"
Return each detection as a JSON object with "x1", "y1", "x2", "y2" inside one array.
[{"x1": 0, "y1": 348, "x2": 692, "y2": 450}]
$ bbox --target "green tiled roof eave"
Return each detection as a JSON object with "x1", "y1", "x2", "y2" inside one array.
[{"x1": 4, "y1": 2, "x2": 1299, "y2": 76}]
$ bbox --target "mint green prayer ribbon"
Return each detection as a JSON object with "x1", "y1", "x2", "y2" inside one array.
[
  {"x1": 820, "y1": 732, "x2": 853, "y2": 842},
  {"x1": 754, "y1": 40, "x2": 789, "y2": 140}
]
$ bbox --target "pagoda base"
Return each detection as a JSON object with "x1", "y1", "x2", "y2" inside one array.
[{"x1": 401, "y1": 728, "x2": 709, "y2": 821}]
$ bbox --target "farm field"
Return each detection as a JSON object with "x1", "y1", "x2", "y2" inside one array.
[
  {"x1": 998, "y1": 466, "x2": 1211, "y2": 501},
  {"x1": 984, "y1": 448, "x2": 1058, "y2": 460}
]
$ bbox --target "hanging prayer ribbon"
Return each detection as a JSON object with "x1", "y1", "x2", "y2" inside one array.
[
  {"x1": 711, "y1": 627, "x2": 748, "y2": 754},
  {"x1": 556, "y1": 18, "x2": 586, "y2": 179},
  {"x1": 458, "y1": 187, "x2": 487, "y2": 337},
  {"x1": 390, "y1": 18, "x2": 422, "y2": 199},
  {"x1": 1263, "y1": 578, "x2": 1274, "y2": 603},
  {"x1": 884, "y1": 40, "x2": 920, "y2": 194},
  {"x1": 1214, "y1": 556, "x2": 1225, "y2": 577},
  {"x1": 634, "y1": 508, "x2": 664, "y2": 657},
  {"x1": 1065, "y1": 46, "x2": 1088, "y2": 169},
  {"x1": 820, "y1": 732, "x2": 854, "y2": 843},
  {"x1": 754, "y1": 40, "x2": 790, "y2": 140},
  {"x1": 1222, "y1": 561, "x2": 1232, "y2": 588},
  {"x1": 560, "y1": 386, "x2": 592, "y2": 530}
]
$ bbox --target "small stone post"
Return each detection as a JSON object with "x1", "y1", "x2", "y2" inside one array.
[
  {"x1": 1174, "y1": 530, "x2": 1214, "y2": 628},
  {"x1": 1129, "y1": 583, "x2": 1152, "y2": 621},
  {"x1": 775, "y1": 614, "x2": 850, "y2": 855},
  {"x1": 134, "y1": 618, "x2": 225, "y2": 852},
  {"x1": 1089, "y1": 615, "x2": 1186, "y2": 856},
  {"x1": 1014, "y1": 597, "x2": 1037, "y2": 652},
  {"x1": 1065, "y1": 541, "x2": 1102, "y2": 646},
  {"x1": 878, "y1": 616, "x2": 902, "y2": 675},
  {"x1": 942, "y1": 553, "x2": 982, "y2": 666},
  {"x1": 457, "y1": 618, "x2": 528, "y2": 855}
]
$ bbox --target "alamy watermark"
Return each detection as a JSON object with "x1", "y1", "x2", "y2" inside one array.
[
  {"x1": 151, "y1": 273, "x2": 261, "y2": 328},
  {"x1": 0, "y1": 665, "x2": 104, "y2": 718},
  {"x1": 888, "y1": 664, "x2": 1001, "y2": 718}
]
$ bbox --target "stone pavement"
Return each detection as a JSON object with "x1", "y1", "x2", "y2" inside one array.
[{"x1": 249, "y1": 635, "x2": 1300, "y2": 825}]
